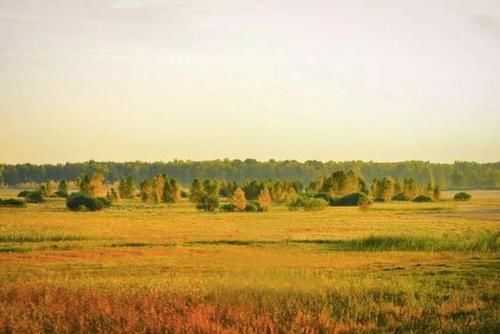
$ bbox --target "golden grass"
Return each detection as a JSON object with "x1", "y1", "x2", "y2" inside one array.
[{"x1": 0, "y1": 190, "x2": 499, "y2": 332}]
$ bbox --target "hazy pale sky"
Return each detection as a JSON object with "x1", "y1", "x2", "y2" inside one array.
[{"x1": 1, "y1": 0, "x2": 499, "y2": 164}]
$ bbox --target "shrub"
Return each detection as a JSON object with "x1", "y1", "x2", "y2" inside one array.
[
  {"x1": 220, "y1": 203, "x2": 237, "y2": 212},
  {"x1": 413, "y1": 195, "x2": 433, "y2": 203},
  {"x1": 392, "y1": 192, "x2": 410, "y2": 201},
  {"x1": 66, "y1": 193, "x2": 110, "y2": 211},
  {"x1": 244, "y1": 201, "x2": 263, "y2": 212},
  {"x1": 196, "y1": 194, "x2": 220, "y2": 212},
  {"x1": 330, "y1": 192, "x2": 372, "y2": 207},
  {"x1": 358, "y1": 196, "x2": 372, "y2": 211},
  {"x1": 17, "y1": 190, "x2": 30, "y2": 197},
  {"x1": 0, "y1": 198, "x2": 27, "y2": 208},
  {"x1": 288, "y1": 196, "x2": 328, "y2": 211},
  {"x1": 313, "y1": 192, "x2": 330, "y2": 201},
  {"x1": 25, "y1": 190, "x2": 45, "y2": 203},
  {"x1": 55, "y1": 190, "x2": 69, "y2": 198},
  {"x1": 454, "y1": 192, "x2": 471, "y2": 201}
]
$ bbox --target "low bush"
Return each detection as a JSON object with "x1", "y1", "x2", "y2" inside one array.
[
  {"x1": 454, "y1": 192, "x2": 472, "y2": 201},
  {"x1": 220, "y1": 203, "x2": 237, "y2": 212},
  {"x1": 195, "y1": 194, "x2": 220, "y2": 212},
  {"x1": 25, "y1": 190, "x2": 46, "y2": 203},
  {"x1": 17, "y1": 190, "x2": 30, "y2": 197},
  {"x1": 413, "y1": 195, "x2": 433, "y2": 203},
  {"x1": 288, "y1": 196, "x2": 328, "y2": 211},
  {"x1": 55, "y1": 190, "x2": 69, "y2": 198},
  {"x1": 391, "y1": 192, "x2": 410, "y2": 201},
  {"x1": 244, "y1": 201, "x2": 263, "y2": 212},
  {"x1": 0, "y1": 198, "x2": 27, "y2": 208},
  {"x1": 330, "y1": 192, "x2": 372, "y2": 207},
  {"x1": 66, "y1": 193, "x2": 111, "y2": 211}
]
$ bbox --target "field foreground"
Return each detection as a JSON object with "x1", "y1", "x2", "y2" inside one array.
[{"x1": 0, "y1": 190, "x2": 499, "y2": 333}]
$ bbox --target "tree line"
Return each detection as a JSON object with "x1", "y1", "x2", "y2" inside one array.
[
  {"x1": 14, "y1": 170, "x2": 471, "y2": 212},
  {"x1": 1, "y1": 159, "x2": 499, "y2": 189}
]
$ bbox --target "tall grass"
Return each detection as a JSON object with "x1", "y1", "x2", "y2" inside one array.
[
  {"x1": 189, "y1": 232, "x2": 499, "y2": 252},
  {"x1": 0, "y1": 280, "x2": 498, "y2": 334}
]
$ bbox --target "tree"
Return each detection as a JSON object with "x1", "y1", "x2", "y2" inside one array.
[
  {"x1": 78, "y1": 174, "x2": 92, "y2": 196},
  {"x1": 107, "y1": 187, "x2": 119, "y2": 201},
  {"x1": 90, "y1": 172, "x2": 106, "y2": 197},
  {"x1": 140, "y1": 180, "x2": 154, "y2": 202},
  {"x1": 152, "y1": 174, "x2": 166, "y2": 203},
  {"x1": 56, "y1": 179, "x2": 69, "y2": 197},
  {"x1": 164, "y1": 178, "x2": 181, "y2": 204},
  {"x1": 195, "y1": 179, "x2": 220, "y2": 212},
  {"x1": 118, "y1": 176, "x2": 135, "y2": 199},
  {"x1": 190, "y1": 178, "x2": 203, "y2": 203},
  {"x1": 433, "y1": 185, "x2": 441, "y2": 200},
  {"x1": 258, "y1": 186, "x2": 272, "y2": 211},
  {"x1": 232, "y1": 187, "x2": 247, "y2": 211},
  {"x1": 374, "y1": 177, "x2": 395, "y2": 202},
  {"x1": 403, "y1": 178, "x2": 418, "y2": 199},
  {"x1": 39, "y1": 181, "x2": 53, "y2": 197},
  {"x1": 426, "y1": 183, "x2": 434, "y2": 196}
]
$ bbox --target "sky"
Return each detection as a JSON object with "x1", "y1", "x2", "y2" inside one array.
[{"x1": 1, "y1": 0, "x2": 499, "y2": 164}]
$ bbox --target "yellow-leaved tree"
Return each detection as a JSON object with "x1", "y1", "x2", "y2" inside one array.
[
  {"x1": 232, "y1": 187, "x2": 247, "y2": 211},
  {"x1": 258, "y1": 186, "x2": 272, "y2": 211}
]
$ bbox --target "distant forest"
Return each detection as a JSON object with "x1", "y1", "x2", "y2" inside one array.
[{"x1": 1, "y1": 160, "x2": 499, "y2": 189}]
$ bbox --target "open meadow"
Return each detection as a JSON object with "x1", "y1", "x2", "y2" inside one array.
[{"x1": 0, "y1": 190, "x2": 499, "y2": 333}]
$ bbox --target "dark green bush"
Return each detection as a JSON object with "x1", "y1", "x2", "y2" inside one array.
[
  {"x1": 392, "y1": 192, "x2": 410, "y2": 201},
  {"x1": 17, "y1": 190, "x2": 30, "y2": 197},
  {"x1": 413, "y1": 195, "x2": 433, "y2": 203},
  {"x1": 25, "y1": 190, "x2": 45, "y2": 203},
  {"x1": 313, "y1": 192, "x2": 330, "y2": 201},
  {"x1": 244, "y1": 201, "x2": 263, "y2": 212},
  {"x1": 66, "y1": 193, "x2": 110, "y2": 211},
  {"x1": 0, "y1": 198, "x2": 27, "y2": 208},
  {"x1": 55, "y1": 190, "x2": 69, "y2": 198},
  {"x1": 330, "y1": 192, "x2": 372, "y2": 207},
  {"x1": 220, "y1": 203, "x2": 236, "y2": 212},
  {"x1": 454, "y1": 192, "x2": 471, "y2": 201}
]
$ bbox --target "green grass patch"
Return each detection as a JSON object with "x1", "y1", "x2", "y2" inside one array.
[{"x1": 0, "y1": 233, "x2": 88, "y2": 243}]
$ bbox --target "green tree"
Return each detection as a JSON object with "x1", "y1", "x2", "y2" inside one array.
[
  {"x1": 118, "y1": 176, "x2": 135, "y2": 199},
  {"x1": 163, "y1": 178, "x2": 180, "y2": 204},
  {"x1": 190, "y1": 178, "x2": 203, "y2": 203},
  {"x1": 56, "y1": 179, "x2": 69, "y2": 197},
  {"x1": 140, "y1": 180, "x2": 154, "y2": 202}
]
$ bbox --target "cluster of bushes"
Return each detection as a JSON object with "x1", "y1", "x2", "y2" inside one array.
[
  {"x1": 220, "y1": 201, "x2": 265, "y2": 212},
  {"x1": 0, "y1": 198, "x2": 27, "y2": 208},
  {"x1": 18, "y1": 190, "x2": 46, "y2": 203},
  {"x1": 287, "y1": 196, "x2": 328, "y2": 211},
  {"x1": 66, "y1": 193, "x2": 111, "y2": 211},
  {"x1": 328, "y1": 192, "x2": 372, "y2": 207}
]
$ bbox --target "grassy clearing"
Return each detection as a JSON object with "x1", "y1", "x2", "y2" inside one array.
[{"x1": 0, "y1": 190, "x2": 499, "y2": 332}]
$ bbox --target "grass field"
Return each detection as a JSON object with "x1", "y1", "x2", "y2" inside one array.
[{"x1": 0, "y1": 190, "x2": 499, "y2": 333}]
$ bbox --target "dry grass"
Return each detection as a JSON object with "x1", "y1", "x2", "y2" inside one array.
[{"x1": 0, "y1": 190, "x2": 499, "y2": 333}]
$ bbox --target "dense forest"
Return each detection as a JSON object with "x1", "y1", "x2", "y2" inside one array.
[{"x1": 1, "y1": 160, "x2": 499, "y2": 189}]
